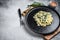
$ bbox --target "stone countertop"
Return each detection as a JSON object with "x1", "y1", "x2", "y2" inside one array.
[{"x1": 0, "y1": 0, "x2": 60, "y2": 40}]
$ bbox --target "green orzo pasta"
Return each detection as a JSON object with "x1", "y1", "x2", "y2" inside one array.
[{"x1": 33, "y1": 11, "x2": 53, "y2": 27}]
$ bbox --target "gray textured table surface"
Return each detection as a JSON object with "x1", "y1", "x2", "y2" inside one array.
[{"x1": 0, "y1": 0, "x2": 60, "y2": 40}]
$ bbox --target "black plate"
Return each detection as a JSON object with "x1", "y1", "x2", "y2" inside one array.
[{"x1": 25, "y1": 6, "x2": 60, "y2": 35}]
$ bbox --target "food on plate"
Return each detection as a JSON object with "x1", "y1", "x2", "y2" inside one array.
[{"x1": 33, "y1": 11, "x2": 53, "y2": 27}]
